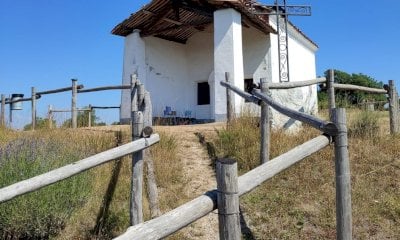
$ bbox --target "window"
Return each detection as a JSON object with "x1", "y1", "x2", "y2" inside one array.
[{"x1": 197, "y1": 82, "x2": 210, "y2": 105}]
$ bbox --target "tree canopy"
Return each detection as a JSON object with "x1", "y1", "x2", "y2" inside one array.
[
  {"x1": 61, "y1": 107, "x2": 105, "y2": 128},
  {"x1": 319, "y1": 69, "x2": 386, "y2": 108},
  {"x1": 23, "y1": 117, "x2": 55, "y2": 131}
]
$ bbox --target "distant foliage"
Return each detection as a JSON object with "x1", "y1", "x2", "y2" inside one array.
[
  {"x1": 23, "y1": 117, "x2": 55, "y2": 131},
  {"x1": 61, "y1": 107, "x2": 103, "y2": 128},
  {"x1": 318, "y1": 69, "x2": 386, "y2": 109}
]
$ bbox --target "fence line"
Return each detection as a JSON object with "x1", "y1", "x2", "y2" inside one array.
[
  {"x1": 36, "y1": 84, "x2": 84, "y2": 96},
  {"x1": 331, "y1": 83, "x2": 387, "y2": 94},
  {"x1": 115, "y1": 135, "x2": 331, "y2": 240},
  {"x1": 0, "y1": 79, "x2": 130, "y2": 129},
  {"x1": 325, "y1": 70, "x2": 399, "y2": 134},
  {"x1": 0, "y1": 134, "x2": 159, "y2": 203},
  {"x1": 221, "y1": 81, "x2": 337, "y2": 135},
  {"x1": 1, "y1": 69, "x2": 397, "y2": 239},
  {"x1": 78, "y1": 85, "x2": 130, "y2": 93}
]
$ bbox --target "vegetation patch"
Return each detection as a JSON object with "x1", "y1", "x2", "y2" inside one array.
[
  {"x1": 0, "y1": 129, "x2": 115, "y2": 239},
  {"x1": 212, "y1": 111, "x2": 399, "y2": 239}
]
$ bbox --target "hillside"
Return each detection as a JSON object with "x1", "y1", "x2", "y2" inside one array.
[{"x1": 0, "y1": 110, "x2": 399, "y2": 239}]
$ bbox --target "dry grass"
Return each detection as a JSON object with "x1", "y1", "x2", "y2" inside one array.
[
  {"x1": 212, "y1": 109, "x2": 400, "y2": 239},
  {"x1": 54, "y1": 129, "x2": 187, "y2": 240},
  {"x1": 1, "y1": 108, "x2": 399, "y2": 239}
]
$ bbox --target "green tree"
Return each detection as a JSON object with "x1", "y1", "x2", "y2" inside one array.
[
  {"x1": 24, "y1": 117, "x2": 55, "y2": 130},
  {"x1": 320, "y1": 69, "x2": 386, "y2": 107},
  {"x1": 61, "y1": 107, "x2": 101, "y2": 128}
]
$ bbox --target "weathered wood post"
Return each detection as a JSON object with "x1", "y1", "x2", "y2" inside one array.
[
  {"x1": 388, "y1": 80, "x2": 399, "y2": 134},
  {"x1": 31, "y1": 87, "x2": 36, "y2": 130},
  {"x1": 142, "y1": 89, "x2": 161, "y2": 218},
  {"x1": 327, "y1": 69, "x2": 336, "y2": 120},
  {"x1": 88, "y1": 104, "x2": 92, "y2": 128},
  {"x1": 130, "y1": 73, "x2": 144, "y2": 225},
  {"x1": 333, "y1": 108, "x2": 352, "y2": 240},
  {"x1": 225, "y1": 72, "x2": 235, "y2": 123},
  {"x1": 71, "y1": 79, "x2": 78, "y2": 129},
  {"x1": 1, "y1": 94, "x2": 5, "y2": 127},
  {"x1": 216, "y1": 158, "x2": 241, "y2": 240},
  {"x1": 397, "y1": 88, "x2": 400, "y2": 132},
  {"x1": 260, "y1": 78, "x2": 270, "y2": 164},
  {"x1": 48, "y1": 105, "x2": 53, "y2": 129}
]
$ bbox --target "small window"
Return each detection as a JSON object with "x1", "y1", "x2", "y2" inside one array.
[{"x1": 197, "y1": 82, "x2": 210, "y2": 105}]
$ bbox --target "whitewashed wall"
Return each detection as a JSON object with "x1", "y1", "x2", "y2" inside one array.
[
  {"x1": 242, "y1": 26, "x2": 272, "y2": 115},
  {"x1": 120, "y1": 14, "x2": 318, "y2": 126},
  {"x1": 269, "y1": 18, "x2": 318, "y2": 130},
  {"x1": 121, "y1": 29, "x2": 214, "y2": 122}
]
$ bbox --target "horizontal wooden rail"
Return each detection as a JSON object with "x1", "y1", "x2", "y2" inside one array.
[
  {"x1": 36, "y1": 84, "x2": 84, "y2": 95},
  {"x1": 5, "y1": 95, "x2": 42, "y2": 104},
  {"x1": 78, "y1": 85, "x2": 130, "y2": 93},
  {"x1": 333, "y1": 83, "x2": 387, "y2": 94},
  {"x1": 252, "y1": 90, "x2": 337, "y2": 135},
  {"x1": 322, "y1": 83, "x2": 387, "y2": 94},
  {"x1": 220, "y1": 81, "x2": 261, "y2": 105},
  {"x1": 90, "y1": 106, "x2": 121, "y2": 109},
  {"x1": 114, "y1": 135, "x2": 330, "y2": 240},
  {"x1": 50, "y1": 108, "x2": 90, "y2": 113},
  {"x1": 269, "y1": 77, "x2": 326, "y2": 89},
  {"x1": 220, "y1": 81, "x2": 337, "y2": 135},
  {"x1": 0, "y1": 134, "x2": 160, "y2": 203}
]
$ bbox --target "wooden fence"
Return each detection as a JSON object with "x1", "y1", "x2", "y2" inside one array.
[
  {"x1": 0, "y1": 74, "x2": 161, "y2": 232},
  {"x1": 112, "y1": 71, "x2": 354, "y2": 240},
  {"x1": 1, "y1": 70, "x2": 398, "y2": 239},
  {"x1": 0, "y1": 80, "x2": 129, "y2": 129}
]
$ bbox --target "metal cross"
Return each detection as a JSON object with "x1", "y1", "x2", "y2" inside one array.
[{"x1": 249, "y1": 1, "x2": 311, "y2": 82}]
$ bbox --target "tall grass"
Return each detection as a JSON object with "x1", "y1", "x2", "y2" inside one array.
[
  {"x1": 213, "y1": 111, "x2": 399, "y2": 239},
  {"x1": 0, "y1": 129, "x2": 115, "y2": 239},
  {"x1": 53, "y1": 129, "x2": 184, "y2": 240}
]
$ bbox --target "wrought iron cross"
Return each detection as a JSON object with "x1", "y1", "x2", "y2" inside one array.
[{"x1": 250, "y1": 1, "x2": 311, "y2": 82}]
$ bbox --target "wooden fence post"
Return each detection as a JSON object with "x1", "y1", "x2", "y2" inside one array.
[
  {"x1": 216, "y1": 158, "x2": 241, "y2": 240},
  {"x1": 225, "y1": 72, "x2": 235, "y2": 123},
  {"x1": 88, "y1": 104, "x2": 92, "y2": 128},
  {"x1": 388, "y1": 80, "x2": 399, "y2": 134},
  {"x1": 1, "y1": 94, "x2": 5, "y2": 127},
  {"x1": 130, "y1": 73, "x2": 144, "y2": 225},
  {"x1": 327, "y1": 69, "x2": 336, "y2": 121},
  {"x1": 142, "y1": 90, "x2": 161, "y2": 218},
  {"x1": 31, "y1": 87, "x2": 36, "y2": 130},
  {"x1": 71, "y1": 79, "x2": 78, "y2": 129},
  {"x1": 333, "y1": 108, "x2": 352, "y2": 240},
  {"x1": 260, "y1": 78, "x2": 270, "y2": 164},
  {"x1": 48, "y1": 105, "x2": 53, "y2": 129}
]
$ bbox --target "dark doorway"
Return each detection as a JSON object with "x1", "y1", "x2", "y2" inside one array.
[{"x1": 197, "y1": 82, "x2": 210, "y2": 105}]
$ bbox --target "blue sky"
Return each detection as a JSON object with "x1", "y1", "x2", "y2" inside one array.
[{"x1": 1, "y1": 0, "x2": 399, "y2": 128}]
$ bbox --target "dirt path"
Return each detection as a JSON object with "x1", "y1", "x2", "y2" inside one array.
[{"x1": 155, "y1": 123, "x2": 224, "y2": 240}]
